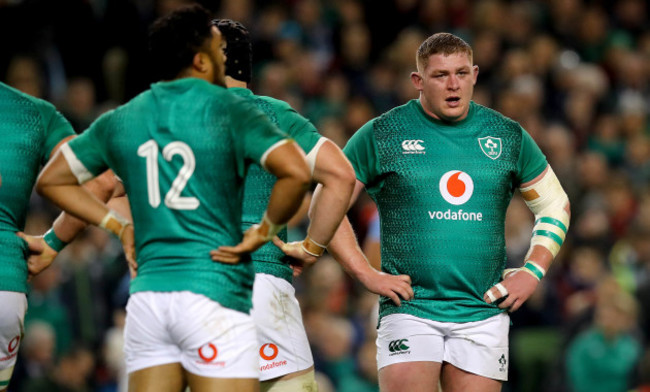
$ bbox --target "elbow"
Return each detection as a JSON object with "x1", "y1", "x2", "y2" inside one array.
[
  {"x1": 339, "y1": 163, "x2": 357, "y2": 195},
  {"x1": 293, "y1": 162, "x2": 312, "y2": 193},
  {"x1": 316, "y1": 158, "x2": 357, "y2": 196},
  {"x1": 326, "y1": 162, "x2": 356, "y2": 198},
  {"x1": 35, "y1": 174, "x2": 49, "y2": 197},
  {"x1": 90, "y1": 171, "x2": 120, "y2": 202}
]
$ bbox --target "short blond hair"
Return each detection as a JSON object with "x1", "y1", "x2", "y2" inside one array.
[{"x1": 416, "y1": 32, "x2": 473, "y2": 71}]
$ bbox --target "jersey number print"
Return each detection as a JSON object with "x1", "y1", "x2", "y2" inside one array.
[{"x1": 137, "y1": 140, "x2": 200, "y2": 210}]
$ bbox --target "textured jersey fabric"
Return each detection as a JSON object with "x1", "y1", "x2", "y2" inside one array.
[
  {"x1": 0, "y1": 82, "x2": 75, "y2": 293},
  {"x1": 230, "y1": 87, "x2": 321, "y2": 283},
  {"x1": 344, "y1": 100, "x2": 547, "y2": 323},
  {"x1": 66, "y1": 78, "x2": 288, "y2": 313},
  {"x1": 566, "y1": 328, "x2": 642, "y2": 392}
]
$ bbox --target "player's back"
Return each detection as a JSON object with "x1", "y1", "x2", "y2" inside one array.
[
  {"x1": 71, "y1": 78, "x2": 285, "y2": 312},
  {"x1": 0, "y1": 82, "x2": 74, "y2": 293},
  {"x1": 231, "y1": 88, "x2": 321, "y2": 282}
]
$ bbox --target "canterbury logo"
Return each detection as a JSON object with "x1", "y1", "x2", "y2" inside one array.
[
  {"x1": 388, "y1": 339, "x2": 410, "y2": 352},
  {"x1": 402, "y1": 140, "x2": 425, "y2": 154}
]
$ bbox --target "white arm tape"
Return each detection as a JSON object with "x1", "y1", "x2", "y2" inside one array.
[
  {"x1": 305, "y1": 137, "x2": 328, "y2": 175},
  {"x1": 60, "y1": 143, "x2": 94, "y2": 184},
  {"x1": 519, "y1": 166, "x2": 570, "y2": 258},
  {"x1": 260, "y1": 139, "x2": 292, "y2": 170}
]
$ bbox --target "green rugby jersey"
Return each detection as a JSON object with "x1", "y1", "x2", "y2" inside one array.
[
  {"x1": 0, "y1": 82, "x2": 75, "y2": 293},
  {"x1": 66, "y1": 78, "x2": 288, "y2": 313},
  {"x1": 230, "y1": 87, "x2": 321, "y2": 283},
  {"x1": 344, "y1": 100, "x2": 547, "y2": 323}
]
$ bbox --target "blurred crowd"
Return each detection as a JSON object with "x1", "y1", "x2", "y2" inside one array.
[{"x1": 1, "y1": 0, "x2": 649, "y2": 391}]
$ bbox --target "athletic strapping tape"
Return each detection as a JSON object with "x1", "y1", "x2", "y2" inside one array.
[
  {"x1": 301, "y1": 236, "x2": 327, "y2": 257},
  {"x1": 501, "y1": 261, "x2": 546, "y2": 282},
  {"x1": 99, "y1": 210, "x2": 131, "y2": 239},
  {"x1": 521, "y1": 261, "x2": 546, "y2": 281},
  {"x1": 257, "y1": 212, "x2": 285, "y2": 242}
]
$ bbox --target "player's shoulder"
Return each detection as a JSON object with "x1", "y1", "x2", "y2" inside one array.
[
  {"x1": 253, "y1": 94, "x2": 291, "y2": 110},
  {"x1": 471, "y1": 102, "x2": 522, "y2": 134},
  {"x1": 364, "y1": 100, "x2": 415, "y2": 136},
  {"x1": 0, "y1": 82, "x2": 56, "y2": 114}
]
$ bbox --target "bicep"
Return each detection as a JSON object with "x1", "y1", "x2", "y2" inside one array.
[
  {"x1": 264, "y1": 141, "x2": 307, "y2": 179},
  {"x1": 37, "y1": 149, "x2": 83, "y2": 189}
]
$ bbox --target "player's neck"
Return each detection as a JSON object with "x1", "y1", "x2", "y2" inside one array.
[{"x1": 225, "y1": 76, "x2": 247, "y2": 89}]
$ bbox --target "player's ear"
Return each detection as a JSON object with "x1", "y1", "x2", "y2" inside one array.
[
  {"x1": 410, "y1": 71, "x2": 423, "y2": 91},
  {"x1": 472, "y1": 65, "x2": 479, "y2": 85},
  {"x1": 192, "y1": 52, "x2": 209, "y2": 73}
]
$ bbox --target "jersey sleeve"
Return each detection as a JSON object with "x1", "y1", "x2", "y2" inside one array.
[
  {"x1": 38, "y1": 102, "x2": 75, "y2": 164},
  {"x1": 343, "y1": 120, "x2": 382, "y2": 188},
  {"x1": 516, "y1": 127, "x2": 548, "y2": 185},
  {"x1": 276, "y1": 101, "x2": 321, "y2": 154},
  {"x1": 64, "y1": 115, "x2": 110, "y2": 183},
  {"x1": 232, "y1": 99, "x2": 290, "y2": 169}
]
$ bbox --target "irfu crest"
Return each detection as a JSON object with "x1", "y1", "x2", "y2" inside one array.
[{"x1": 478, "y1": 137, "x2": 502, "y2": 160}]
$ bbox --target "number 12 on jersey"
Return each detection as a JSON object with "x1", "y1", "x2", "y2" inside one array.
[{"x1": 137, "y1": 140, "x2": 200, "y2": 210}]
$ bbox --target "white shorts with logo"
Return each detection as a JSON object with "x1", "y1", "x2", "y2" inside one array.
[
  {"x1": 0, "y1": 291, "x2": 27, "y2": 388},
  {"x1": 377, "y1": 313, "x2": 510, "y2": 381},
  {"x1": 124, "y1": 291, "x2": 258, "y2": 378},
  {"x1": 251, "y1": 273, "x2": 313, "y2": 381}
]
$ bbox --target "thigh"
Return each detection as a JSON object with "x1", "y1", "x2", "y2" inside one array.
[
  {"x1": 379, "y1": 361, "x2": 441, "y2": 392},
  {"x1": 444, "y1": 313, "x2": 510, "y2": 382},
  {"x1": 440, "y1": 363, "x2": 502, "y2": 392},
  {"x1": 260, "y1": 367, "x2": 317, "y2": 392},
  {"x1": 252, "y1": 274, "x2": 313, "y2": 381},
  {"x1": 0, "y1": 292, "x2": 27, "y2": 389},
  {"x1": 185, "y1": 371, "x2": 259, "y2": 392},
  {"x1": 376, "y1": 314, "x2": 444, "y2": 370},
  {"x1": 128, "y1": 363, "x2": 185, "y2": 392},
  {"x1": 124, "y1": 292, "x2": 181, "y2": 375},
  {"x1": 172, "y1": 292, "x2": 259, "y2": 379}
]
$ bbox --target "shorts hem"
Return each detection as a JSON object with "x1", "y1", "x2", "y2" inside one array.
[
  {"x1": 259, "y1": 362, "x2": 314, "y2": 382},
  {"x1": 187, "y1": 371, "x2": 260, "y2": 379},
  {"x1": 444, "y1": 359, "x2": 508, "y2": 382},
  {"x1": 377, "y1": 357, "x2": 442, "y2": 371},
  {"x1": 126, "y1": 358, "x2": 181, "y2": 375}
]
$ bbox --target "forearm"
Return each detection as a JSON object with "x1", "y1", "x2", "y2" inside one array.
[
  {"x1": 49, "y1": 171, "x2": 119, "y2": 242},
  {"x1": 519, "y1": 166, "x2": 571, "y2": 280},
  {"x1": 107, "y1": 195, "x2": 131, "y2": 221},
  {"x1": 265, "y1": 176, "x2": 310, "y2": 225},
  {"x1": 306, "y1": 182, "x2": 353, "y2": 246},
  {"x1": 327, "y1": 216, "x2": 375, "y2": 280},
  {"x1": 306, "y1": 140, "x2": 356, "y2": 245},
  {"x1": 39, "y1": 184, "x2": 111, "y2": 227}
]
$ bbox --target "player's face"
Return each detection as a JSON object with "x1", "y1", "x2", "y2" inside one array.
[
  {"x1": 411, "y1": 52, "x2": 478, "y2": 122},
  {"x1": 207, "y1": 26, "x2": 227, "y2": 87}
]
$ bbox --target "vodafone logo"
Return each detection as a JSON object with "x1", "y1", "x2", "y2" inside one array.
[
  {"x1": 8, "y1": 336, "x2": 20, "y2": 353},
  {"x1": 198, "y1": 343, "x2": 218, "y2": 362},
  {"x1": 439, "y1": 171, "x2": 474, "y2": 205},
  {"x1": 259, "y1": 343, "x2": 278, "y2": 360}
]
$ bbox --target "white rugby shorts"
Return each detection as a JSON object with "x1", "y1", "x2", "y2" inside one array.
[
  {"x1": 377, "y1": 313, "x2": 510, "y2": 381},
  {"x1": 124, "y1": 291, "x2": 258, "y2": 378},
  {"x1": 251, "y1": 273, "x2": 313, "y2": 381},
  {"x1": 0, "y1": 291, "x2": 27, "y2": 388}
]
